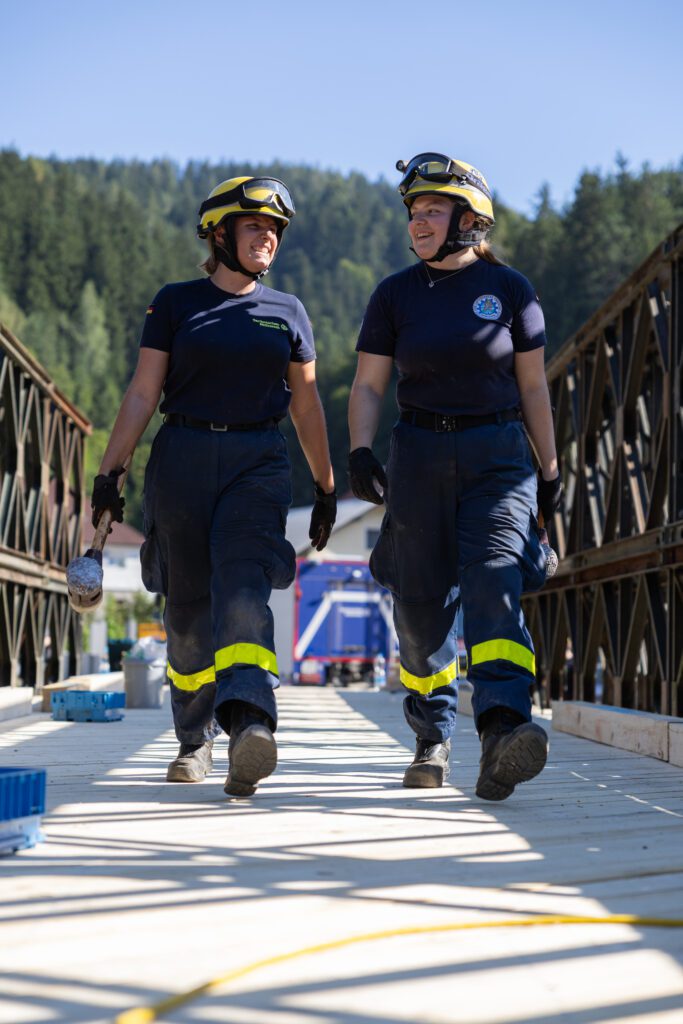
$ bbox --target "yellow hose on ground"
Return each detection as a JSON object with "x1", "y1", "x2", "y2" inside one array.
[{"x1": 114, "y1": 914, "x2": 683, "y2": 1024}]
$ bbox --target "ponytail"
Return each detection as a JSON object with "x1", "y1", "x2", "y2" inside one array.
[
  {"x1": 199, "y1": 234, "x2": 219, "y2": 275},
  {"x1": 473, "y1": 239, "x2": 506, "y2": 265}
]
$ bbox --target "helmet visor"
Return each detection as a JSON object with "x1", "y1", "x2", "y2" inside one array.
[{"x1": 396, "y1": 153, "x2": 492, "y2": 201}]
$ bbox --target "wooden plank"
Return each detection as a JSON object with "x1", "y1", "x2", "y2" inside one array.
[
  {"x1": 669, "y1": 722, "x2": 683, "y2": 768},
  {"x1": 552, "y1": 700, "x2": 680, "y2": 760},
  {"x1": 0, "y1": 686, "x2": 33, "y2": 722},
  {"x1": 40, "y1": 671, "x2": 124, "y2": 711}
]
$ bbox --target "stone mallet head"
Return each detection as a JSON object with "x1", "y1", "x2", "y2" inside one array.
[
  {"x1": 66, "y1": 461, "x2": 130, "y2": 613},
  {"x1": 538, "y1": 511, "x2": 559, "y2": 578},
  {"x1": 66, "y1": 520, "x2": 110, "y2": 612}
]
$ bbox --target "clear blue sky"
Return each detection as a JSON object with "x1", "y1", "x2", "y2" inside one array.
[{"x1": 2, "y1": 0, "x2": 681, "y2": 214}]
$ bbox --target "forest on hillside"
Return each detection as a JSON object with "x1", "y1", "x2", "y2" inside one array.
[{"x1": 0, "y1": 150, "x2": 681, "y2": 524}]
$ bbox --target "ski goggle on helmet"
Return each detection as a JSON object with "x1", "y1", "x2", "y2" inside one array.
[
  {"x1": 197, "y1": 176, "x2": 295, "y2": 238},
  {"x1": 396, "y1": 153, "x2": 495, "y2": 223}
]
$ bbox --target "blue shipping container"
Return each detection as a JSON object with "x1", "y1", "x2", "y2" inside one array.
[{"x1": 293, "y1": 560, "x2": 395, "y2": 685}]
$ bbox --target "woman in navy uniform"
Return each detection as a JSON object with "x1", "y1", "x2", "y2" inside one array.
[
  {"x1": 348, "y1": 154, "x2": 562, "y2": 800},
  {"x1": 92, "y1": 176, "x2": 336, "y2": 796}
]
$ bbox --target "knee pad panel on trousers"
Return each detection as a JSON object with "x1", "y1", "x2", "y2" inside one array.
[
  {"x1": 165, "y1": 594, "x2": 213, "y2": 670},
  {"x1": 216, "y1": 575, "x2": 275, "y2": 638},
  {"x1": 460, "y1": 560, "x2": 536, "y2": 682},
  {"x1": 212, "y1": 523, "x2": 295, "y2": 592},
  {"x1": 460, "y1": 560, "x2": 522, "y2": 631}
]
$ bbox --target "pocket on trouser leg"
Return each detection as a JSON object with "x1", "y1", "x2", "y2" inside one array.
[
  {"x1": 267, "y1": 530, "x2": 296, "y2": 590},
  {"x1": 370, "y1": 513, "x2": 455, "y2": 603},
  {"x1": 140, "y1": 498, "x2": 167, "y2": 596},
  {"x1": 369, "y1": 513, "x2": 399, "y2": 595},
  {"x1": 140, "y1": 526, "x2": 168, "y2": 596}
]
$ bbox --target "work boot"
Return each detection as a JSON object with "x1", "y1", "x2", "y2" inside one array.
[
  {"x1": 403, "y1": 737, "x2": 451, "y2": 788},
  {"x1": 220, "y1": 700, "x2": 277, "y2": 797},
  {"x1": 476, "y1": 707, "x2": 548, "y2": 801},
  {"x1": 166, "y1": 740, "x2": 213, "y2": 782}
]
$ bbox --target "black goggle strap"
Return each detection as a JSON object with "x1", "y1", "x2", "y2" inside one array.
[
  {"x1": 198, "y1": 179, "x2": 294, "y2": 223},
  {"x1": 397, "y1": 154, "x2": 492, "y2": 202}
]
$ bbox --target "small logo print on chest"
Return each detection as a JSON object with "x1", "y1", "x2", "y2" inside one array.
[
  {"x1": 473, "y1": 294, "x2": 502, "y2": 320},
  {"x1": 251, "y1": 317, "x2": 288, "y2": 331}
]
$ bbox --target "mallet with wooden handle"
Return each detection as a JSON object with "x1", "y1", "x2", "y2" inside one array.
[{"x1": 66, "y1": 459, "x2": 132, "y2": 612}]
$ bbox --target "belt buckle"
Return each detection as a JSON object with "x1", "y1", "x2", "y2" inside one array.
[
  {"x1": 438, "y1": 414, "x2": 456, "y2": 432},
  {"x1": 210, "y1": 422, "x2": 228, "y2": 432}
]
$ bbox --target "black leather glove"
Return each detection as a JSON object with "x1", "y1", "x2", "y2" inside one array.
[
  {"x1": 348, "y1": 447, "x2": 387, "y2": 505},
  {"x1": 91, "y1": 468, "x2": 126, "y2": 529},
  {"x1": 309, "y1": 484, "x2": 337, "y2": 552},
  {"x1": 537, "y1": 471, "x2": 563, "y2": 524}
]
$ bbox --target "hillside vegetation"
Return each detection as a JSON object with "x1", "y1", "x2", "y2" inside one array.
[{"x1": 0, "y1": 151, "x2": 681, "y2": 522}]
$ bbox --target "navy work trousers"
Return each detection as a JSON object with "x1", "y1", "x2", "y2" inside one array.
[
  {"x1": 370, "y1": 418, "x2": 546, "y2": 743},
  {"x1": 140, "y1": 423, "x2": 295, "y2": 744}
]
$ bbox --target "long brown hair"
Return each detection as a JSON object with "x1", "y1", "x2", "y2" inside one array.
[
  {"x1": 199, "y1": 234, "x2": 219, "y2": 275},
  {"x1": 473, "y1": 239, "x2": 506, "y2": 265},
  {"x1": 473, "y1": 214, "x2": 505, "y2": 264}
]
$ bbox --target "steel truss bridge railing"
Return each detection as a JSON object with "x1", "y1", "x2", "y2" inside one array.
[
  {"x1": 524, "y1": 224, "x2": 683, "y2": 716},
  {"x1": 0, "y1": 323, "x2": 90, "y2": 688}
]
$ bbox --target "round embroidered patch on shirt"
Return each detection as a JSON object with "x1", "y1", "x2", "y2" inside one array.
[{"x1": 473, "y1": 294, "x2": 502, "y2": 320}]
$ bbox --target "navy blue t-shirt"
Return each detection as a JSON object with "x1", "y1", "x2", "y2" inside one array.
[
  {"x1": 356, "y1": 259, "x2": 546, "y2": 416},
  {"x1": 140, "y1": 278, "x2": 315, "y2": 423}
]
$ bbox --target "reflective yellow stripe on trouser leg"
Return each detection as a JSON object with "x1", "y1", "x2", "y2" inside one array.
[
  {"x1": 167, "y1": 644, "x2": 278, "y2": 692},
  {"x1": 400, "y1": 657, "x2": 459, "y2": 696},
  {"x1": 167, "y1": 663, "x2": 216, "y2": 692},
  {"x1": 470, "y1": 639, "x2": 536, "y2": 676},
  {"x1": 215, "y1": 643, "x2": 279, "y2": 677}
]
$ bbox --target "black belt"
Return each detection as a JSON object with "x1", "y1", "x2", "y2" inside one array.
[
  {"x1": 164, "y1": 413, "x2": 279, "y2": 432},
  {"x1": 400, "y1": 407, "x2": 522, "y2": 433}
]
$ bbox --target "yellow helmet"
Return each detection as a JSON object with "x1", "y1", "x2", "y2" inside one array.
[
  {"x1": 197, "y1": 176, "x2": 295, "y2": 238},
  {"x1": 396, "y1": 153, "x2": 494, "y2": 223}
]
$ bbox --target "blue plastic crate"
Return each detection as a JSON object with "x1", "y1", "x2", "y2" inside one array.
[
  {"x1": 0, "y1": 767, "x2": 47, "y2": 855},
  {"x1": 51, "y1": 690, "x2": 125, "y2": 722}
]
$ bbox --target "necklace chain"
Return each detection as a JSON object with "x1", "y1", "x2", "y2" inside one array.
[{"x1": 423, "y1": 260, "x2": 474, "y2": 288}]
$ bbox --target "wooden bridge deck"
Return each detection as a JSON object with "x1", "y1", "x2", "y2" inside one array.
[{"x1": 1, "y1": 687, "x2": 682, "y2": 1023}]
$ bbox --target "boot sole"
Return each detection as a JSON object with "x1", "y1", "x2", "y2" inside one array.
[
  {"x1": 166, "y1": 756, "x2": 213, "y2": 783},
  {"x1": 476, "y1": 723, "x2": 548, "y2": 801},
  {"x1": 224, "y1": 725, "x2": 277, "y2": 797},
  {"x1": 403, "y1": 763, "x2": 449, "y2": 788}
]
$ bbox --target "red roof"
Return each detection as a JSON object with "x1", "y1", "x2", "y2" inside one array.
[{"x1": 82, "y1": 519, "x2": 146, "y2": 547}]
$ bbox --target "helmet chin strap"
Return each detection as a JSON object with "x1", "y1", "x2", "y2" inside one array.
[
  {"x1": 410, "y1": 200, "x2": 489, "y2": 263},
  {"x1": 215, "y1": 218, "x2": 284, "y2": 280}
]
